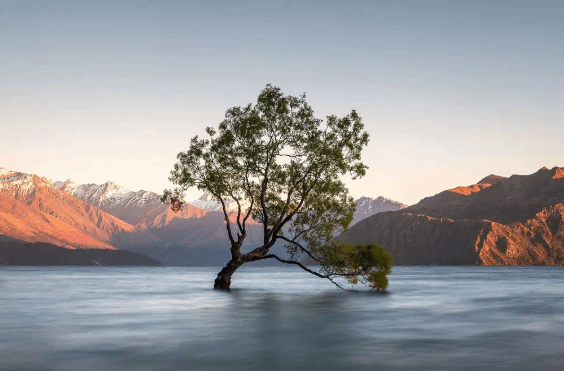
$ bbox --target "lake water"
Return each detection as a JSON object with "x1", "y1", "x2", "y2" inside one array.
[{"x1": 1, "y1": 266, "x2": 563, "y2": 370}]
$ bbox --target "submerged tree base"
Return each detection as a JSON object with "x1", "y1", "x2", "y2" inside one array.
[
  {"x1": 213, "y1": 275, "x2": 231, "y2": 291},
  {"x1": 213, "y1": 258, "x2": 243, "y2": 291}
]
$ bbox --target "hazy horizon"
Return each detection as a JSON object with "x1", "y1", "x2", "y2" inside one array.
[{"x1": 2, "y1": 0, "x2": 563, "y2": 205}]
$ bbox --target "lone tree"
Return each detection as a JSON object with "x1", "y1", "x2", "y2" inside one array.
[{"x1": 162, "y1": 85, "x2": 392, "y2": 291}]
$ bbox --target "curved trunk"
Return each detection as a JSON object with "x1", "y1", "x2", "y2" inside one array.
[{"x1": 214, "y1": 258, "x2": 243, "y2": 290}]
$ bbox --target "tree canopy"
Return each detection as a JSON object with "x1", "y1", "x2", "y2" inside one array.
[{"x1": 162, "y1": 85, "x2": 392, "y2": 290}]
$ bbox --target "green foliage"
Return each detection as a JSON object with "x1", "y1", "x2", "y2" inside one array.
[
  {"x1": 319, "y1": 242, "x2": 393, "y2": 291},
  {"x1": 163, "y1": 84, "x2": 392, "y2": 290}
]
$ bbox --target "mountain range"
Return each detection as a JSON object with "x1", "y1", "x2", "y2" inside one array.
[
  {"x1": 7, "y1": 165, "x2": 561, "y2": 266},
  {"x1": 341, "y1": 166, "x2": 564, "y2": 265},
  {"x1": 0, "y1": 167, "x2": 406, "y2": 265}
]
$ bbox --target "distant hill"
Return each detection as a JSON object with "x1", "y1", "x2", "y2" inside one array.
[
  {"x1": 1, "y1": 167, "x2": 408, "y2": 266},
  {"x1": 0, "y1": 168, "x2": 268, "y2": 265},
  {"x1": 409, "y1": 166, "x2": 563, "y2": 223},
  {"x1": 0, "y1": 168, "x2": 159, "y2": 265},
  {"x1": 0, "y1": 241, "x2": 161, "y2": 266},
  {"x1": 123, "y1": 202, "x2": 266, "y2": 266},
  {"x1": 341, "y1": 167, "x2": 564, "y2": 265}
]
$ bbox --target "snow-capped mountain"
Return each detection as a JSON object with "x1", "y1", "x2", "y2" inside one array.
[
  {"x1": 0, "y1": 168, "x2": 139, "y2": 249},
  {"x1": 188, "y1": 192, "x2": 252, "y2": 213},
  {"x1": 188, "y1": 192, "x2": 407, "y2": 225},
  {"x1": 351, "y1": 196, "x2": 407, "y2": 226},
  {"x1": 0, "y1": 167, "x2": 59, "y2": 199},
  {"x1": 1, "y1": 166, "x2": 409, "y2": 265},
  {"x1": 54, "y1": 180, "x2": 165, "y2": 225}
]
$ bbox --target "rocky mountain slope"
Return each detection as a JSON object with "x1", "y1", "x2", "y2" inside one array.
[
  {"x1": 0, "y1": 168, "x2": 160, "y2": 265},
  {"x1": 0, "y1": 168, "x2": 140, "y2": 249},
  {"x1": 410, "y1": 167, "x2": 564, "y2": 223},
  {"x1": 0, "y1": 194, "x2": 117, "y2": 249},
  {"x1": 341, "y1": 167, "x2": 564, "y2": 265}
]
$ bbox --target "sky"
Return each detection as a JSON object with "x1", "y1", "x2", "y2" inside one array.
[{"x1": 1, "y1": 0, "x2": 563, "y2": 205}]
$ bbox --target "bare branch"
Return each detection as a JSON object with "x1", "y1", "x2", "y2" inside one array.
[
  {"x1": 260, "y1": 162, "x2": 270, "y2": 245},
  {"x1": 258, "y1": 254, "x2": 349, "y2": 291},
  {"x1": 261, "y1": 254, "x2": 327, "y2": 278},
  {"x1": 276, "y1": 235, "x2": 323, "y2": 263},
  {"x1": 213, "y1": 192, "x2": 236, "y2": 247},
  {"x1": 241, "y1": 167, "x2": 254, "y2": 232}
]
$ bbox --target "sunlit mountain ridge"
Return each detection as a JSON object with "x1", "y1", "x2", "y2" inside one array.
[{"x1": 1, "y1": 167, "x2": 406, "y2": 265}]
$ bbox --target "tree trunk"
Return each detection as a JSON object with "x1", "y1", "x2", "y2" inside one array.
[{"x1": 214, "y1": 258, "x2": 243, "y2": 290}]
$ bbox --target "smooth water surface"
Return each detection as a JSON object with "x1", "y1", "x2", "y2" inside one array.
[{"x1": 1, "y1": 266, "x2": 563, "y2": 370}]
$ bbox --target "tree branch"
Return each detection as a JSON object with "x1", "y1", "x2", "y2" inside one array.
[
  {"x1": 276, "y1": 235, "x2": 323, "y2": 263},
  {"x1": 242, "y1": 167, "x2": 254, "y2": 232},
  {"x1": 258, "y1": 254, "x2": 348, "y2": 291},
  {"x1": 260, "y1": 160, "x2": 270, "y2": 245},
  {"x1": 270, "y1": 163, "x2": 315, "y2": 237},
  {"x1": 261, "y1": 254, "x2": 327, "y2": 278},
  {"x1": 213, "y1": 192, "x2": 236, "y2": 247}
]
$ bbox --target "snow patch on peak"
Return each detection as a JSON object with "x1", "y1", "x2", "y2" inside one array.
[
  {"x1": 189, "y1": 192, "x2": 250, "y2": 213},
  {"x1": 356, "y1": 195, "x2": 406, "y2": 207},
  {"x1": 62, "y1": 181, "x2": 165, "y2": 222},
  {"x1": 99, "y1": 181, "x2": 131, "y2": 201},
  {"x1": 376, "y1": 196, "x2": 397, "y2": 203},
  {"x1": 0, "y1": 167, "x2": 16, "y2": 177},
  {"x1": 54, "y1": 179, "x2": 78, "y2": 195},
  {"x1": 0, "y1": 168, "x2": 22, "y2": 182},
  {"x1": 351, "y1": 195, "x2": 407, "y2": 226},
  {"x1": 70, "y1": 182, "x2": 128, "y2": 203},
  {"x1": 198, "y1": 192, "x2": 216, "y2": 201},
  {"x1": 0, "y1": 169, "x2": 58, "y2": 198}
]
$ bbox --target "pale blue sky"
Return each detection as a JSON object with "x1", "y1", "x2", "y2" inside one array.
[{"x1": 1, "y1": 0, "x2": 563, "y2": 204}]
